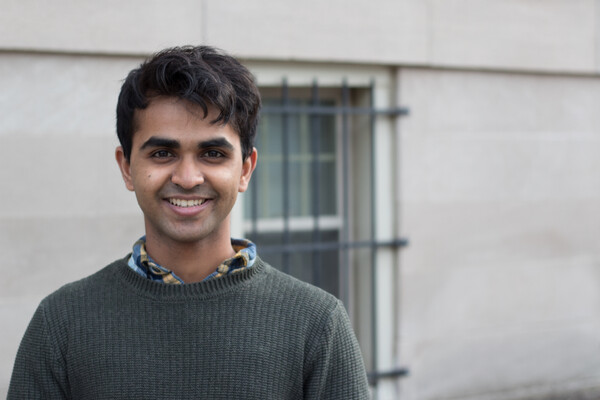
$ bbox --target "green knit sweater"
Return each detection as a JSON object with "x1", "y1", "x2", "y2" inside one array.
[{"x1": 8, "y1": 257, "x2": 369, "y2": 399}]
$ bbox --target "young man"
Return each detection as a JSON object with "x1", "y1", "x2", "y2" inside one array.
[{"x1": 9, "y1": 46, "x2": 369, "y2": 399}]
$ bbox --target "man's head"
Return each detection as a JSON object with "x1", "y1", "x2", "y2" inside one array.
[
  {"x1": 116, "y1": 46, "x2": 261, "y2": 162},
  {"x1": 114, "y1": 46, "x2": 261, "y2": 251}
]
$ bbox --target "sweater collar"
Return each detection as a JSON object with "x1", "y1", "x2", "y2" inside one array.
[{"x1": 114, "y1": 256, "x2": 267, "y2": 301}]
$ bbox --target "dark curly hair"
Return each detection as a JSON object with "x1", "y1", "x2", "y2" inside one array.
[{"x1": 116, "y1": 46, "x2": 261, "y2": 161}]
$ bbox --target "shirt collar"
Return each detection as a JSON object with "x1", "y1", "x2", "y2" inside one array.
[{"x1": 127, "y1": 236, "x2": 257, "y2": 284}]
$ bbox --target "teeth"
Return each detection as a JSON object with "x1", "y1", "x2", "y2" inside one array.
[{"x1": 169, "y1": 198, "x2": 206, "y2": 207}]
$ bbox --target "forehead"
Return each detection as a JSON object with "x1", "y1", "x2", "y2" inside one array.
[{"x1": 132, "y1": 96, "x2": 240, "y2": 146}]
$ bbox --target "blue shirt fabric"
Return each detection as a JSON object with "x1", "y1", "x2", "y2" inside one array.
[{"x1": 127, "y1": 236, "x2": 257, "y2": 284}]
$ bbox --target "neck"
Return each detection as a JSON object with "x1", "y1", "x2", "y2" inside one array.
[{"x1": 143, "y1": 233, "x2": 236, "y2": 283}]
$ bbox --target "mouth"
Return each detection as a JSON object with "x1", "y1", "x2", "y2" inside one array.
[{"x1": 167, "y1": 198, "x2": 209, "y2": 208}]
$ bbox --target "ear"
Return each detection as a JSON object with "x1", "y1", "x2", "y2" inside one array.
[
  {"x1": 115, "y1": 146, "x2": 135, "y2": 192},
  {"x1": 238, "y1": 148, "x2": 258, "y2": 193}
]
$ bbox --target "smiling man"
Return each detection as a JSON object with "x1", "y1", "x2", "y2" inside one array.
[
  {"x1": 8, "y1": 46, "x2": 369, "y2": 399},
  {"x1": 116, "y1": 97, "x2": 255, "y2": 284}
]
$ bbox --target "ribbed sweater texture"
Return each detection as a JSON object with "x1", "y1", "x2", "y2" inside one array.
[{"x1": 8, "y1": 257, "x2": 369, "y2": 399}]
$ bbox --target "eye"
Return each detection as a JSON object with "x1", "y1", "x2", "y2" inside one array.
[
  {"x1": 204, "y1": 150, "x2": 225, "y2": 158},
  {"x1": 151, "y1": 150, "x2": 174, "y2": 159}
]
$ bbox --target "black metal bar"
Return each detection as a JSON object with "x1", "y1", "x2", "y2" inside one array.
[
  {"x1": 262, "y1": 104, "x2": 409, "y2": 117},
  {"x1": 367, "y1": 368, "x2": 410, "y2": 385},
  {"x1": 340, "y1": 80, "x2": 351, "y2": 308},
  {"x1": 258, "y1": 238, "x2": 408, "y2": 254},
  {"x1": 310, "y1": 80, "x2": 322, "y2": 287},
  {"x1": 369, "y1": 80, "x2": 379, "y2": 390},
  {"x1": 282, "y1": 79, "x2": 291, "y2": 273}
]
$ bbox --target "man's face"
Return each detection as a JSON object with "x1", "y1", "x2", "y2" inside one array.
[{"x1": 116, "y1": 96, "x2": 256, "y2": 247}]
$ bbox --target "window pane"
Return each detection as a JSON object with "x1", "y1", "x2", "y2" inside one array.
[{"x1": 246, "y1": 97, "x2": 338, "y2": 220}]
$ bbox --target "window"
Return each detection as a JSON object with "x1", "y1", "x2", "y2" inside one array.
[
  {"x1": 237, "y1": 64, "x2": 409, "y2": 388},
  {"x1": 245, "y1": 87, "x2": 343, "y2": 297}
]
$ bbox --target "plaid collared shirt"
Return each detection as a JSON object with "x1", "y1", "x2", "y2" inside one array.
[{"x1": 127, "y1": 236, "x2": 256, "y2": 284}]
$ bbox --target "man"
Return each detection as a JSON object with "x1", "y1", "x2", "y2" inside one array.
[{"x1": 8, "y1": 46, "x2": 369, "y2": 399}]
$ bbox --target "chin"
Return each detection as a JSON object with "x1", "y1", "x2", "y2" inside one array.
[
  {"x1": 146, "y1": 217, "x2": 226, "y2": 245},
  {"x1": 166, "y1": 231, "x2": 213, "y2": 244},
  {"x1": 171, "y1": 224, "x2": 226, "y2": 243}
]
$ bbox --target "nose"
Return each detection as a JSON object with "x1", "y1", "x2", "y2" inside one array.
[{"x1": 171, "y1": 156, "x2": 204, "y2": 189}]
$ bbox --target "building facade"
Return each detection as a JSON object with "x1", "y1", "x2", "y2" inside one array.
[{"x1": 2, "y1": 1, "x2": 600, "y2": 399}]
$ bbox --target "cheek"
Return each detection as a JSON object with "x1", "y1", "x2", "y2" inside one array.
[
  {"x1": 209, "y1": 167, "x2": 237, "y2": 186},
  {"x1": 211, "y1": 173, "x2": 241, "y2": 202},
  {"x1": 131, "y1": 167, "x2": 163, "y2": 195}
]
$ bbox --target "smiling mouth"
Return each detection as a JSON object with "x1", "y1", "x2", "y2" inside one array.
[{"x1": 168, "y1": 198, "x2": 208, "y2": 208}]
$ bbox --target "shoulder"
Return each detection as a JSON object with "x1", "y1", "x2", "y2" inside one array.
[
  {"x1": 21, "y1": 258, "x2": 128, "y2": 352},
  {"x1": 250, "y1": 258, "x2": 347, "y2": 335},
  {"x1": 39, "y1": 257, "x2": 127, "y2": 310},
  {"x1": 253, "y1": 260, "x2": 368, "y2": 396},
  {"x1": 256, "y1": 257, "x2": 340, "y2": 310}
]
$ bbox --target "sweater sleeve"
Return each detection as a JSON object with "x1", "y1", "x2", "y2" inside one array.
[
  {"x1": 303, "y1": 300, "x2": 370, "y2": 399},
  {"x1": 8, "y1": 302, "x2": 70, "y2": 400}
]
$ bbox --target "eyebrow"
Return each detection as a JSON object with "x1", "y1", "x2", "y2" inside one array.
[
  {"x1": 139, "y1": 136, "x2": 180, "y2": 151},
  {"x1": 198, "y1": 138, "x2": 235, "y2": 152},
  {"x1": 139, "y1": 136, "x2": 235, "y2": 152}
]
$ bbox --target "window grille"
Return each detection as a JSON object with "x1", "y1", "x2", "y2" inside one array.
[{"x1": 245, "y1": 79, "x2": 409, "y2": 386}]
